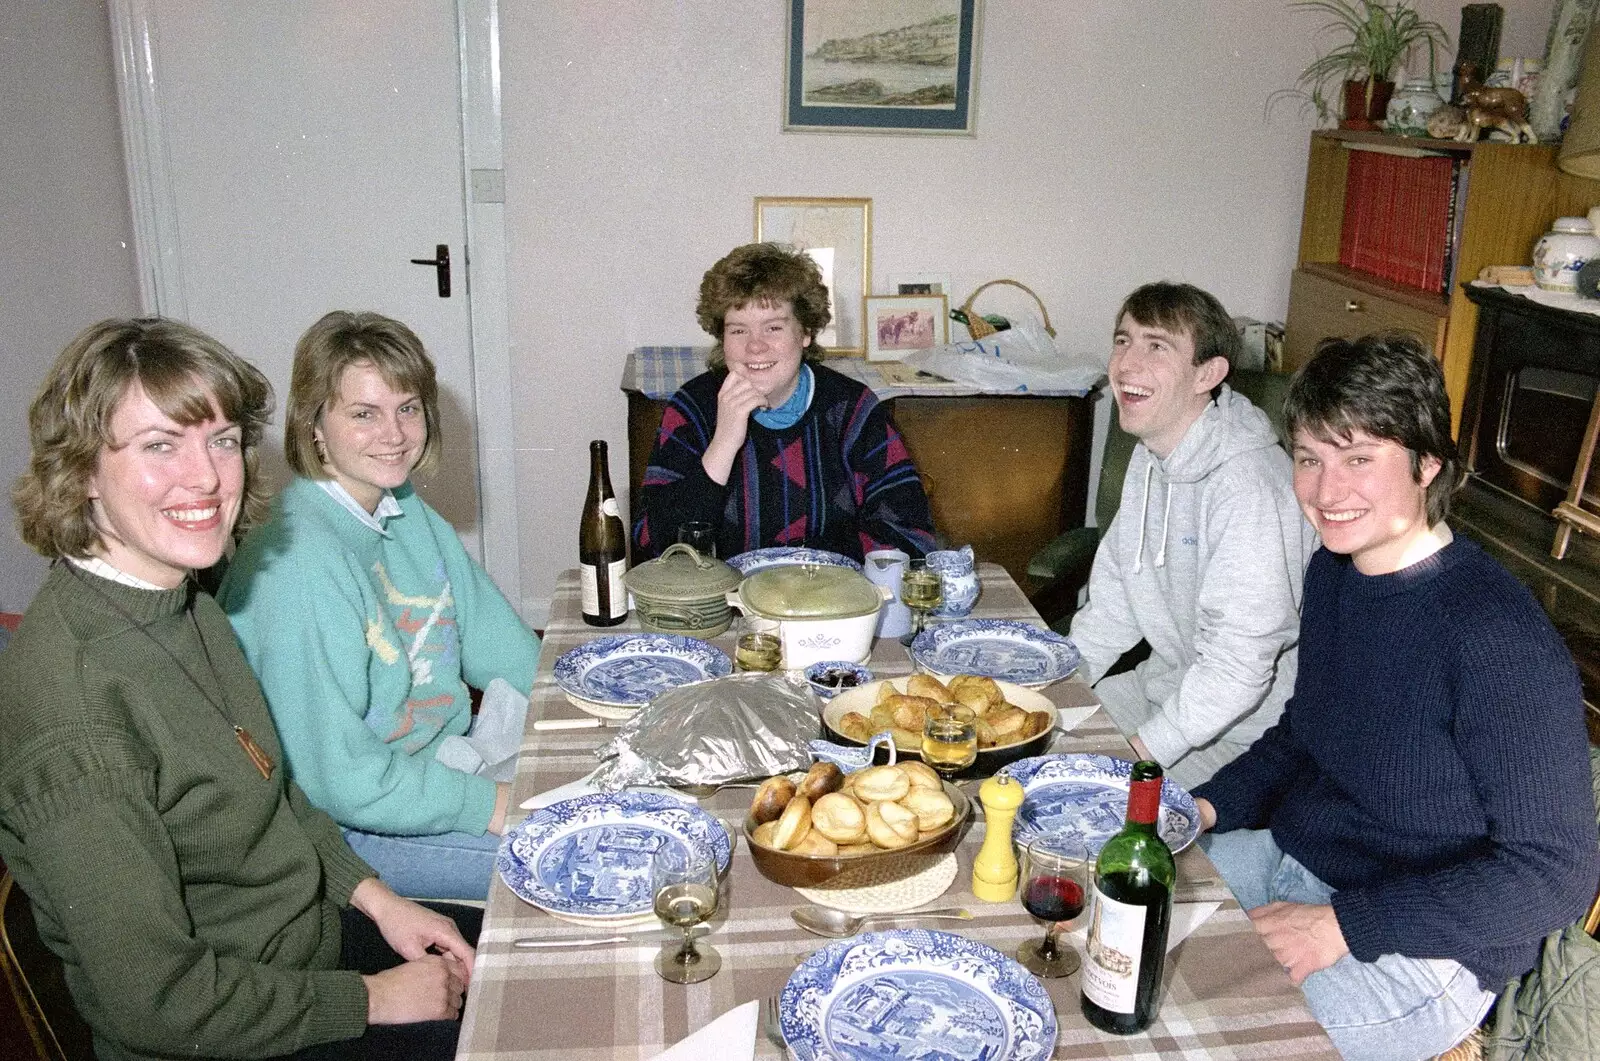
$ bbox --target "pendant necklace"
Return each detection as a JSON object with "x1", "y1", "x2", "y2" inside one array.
[{"x1": 63, "y1": 560, "x2": 275, "y2": 780}]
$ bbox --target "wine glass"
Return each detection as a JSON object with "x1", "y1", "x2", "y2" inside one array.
[
  {"x1": 921, "y1": 703, "x2": 977, "y2": 779},
  {"x1": 898, "y1": 558, "x2": 943, "y2": 646},
  {"x1": 675, "y1": 521, "x2": 717, "y2": 558},
  {"x1": 651, "y1": 845, "x2": 721, "y2": 984},
  {"x1": 1017, "y1": 835, "x2": 1091, "y2": 978}
]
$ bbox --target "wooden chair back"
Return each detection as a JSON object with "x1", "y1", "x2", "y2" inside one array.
[{"x1": 1, "y1": 871, "x2": 93, "y2": 1061}]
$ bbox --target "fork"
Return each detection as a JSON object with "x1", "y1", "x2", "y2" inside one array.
[{"x1": 761, "y1": 993, "x2": 786, "y2": 1049}]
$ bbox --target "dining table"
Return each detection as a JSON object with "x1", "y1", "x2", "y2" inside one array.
[{"x1": 455, "y1": 562, "x2": 1340, "y2": 1060}]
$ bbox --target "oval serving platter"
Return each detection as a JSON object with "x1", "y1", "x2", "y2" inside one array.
[
  {"x1": 725, "y1": 546, "x2": 863, "y2": 576},
  {"x1": 781, "y1": 929, "x2": 1057, "y2": 1061},
  {"x1": 999, "y1": 752, "x2": 1199, "y2": 854},
  {"x1": 552, "y1": 633, "x2": 730, "y2": 708},
  {"x1": 910, "y1": 619, "x2": 1081, "y2": 688},
  {"x1": 497, "y1": 792, "x2": 732, "y2": 918}
]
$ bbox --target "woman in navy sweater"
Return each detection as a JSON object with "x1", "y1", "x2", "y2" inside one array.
[
  {"x1": 633, "y1": 243, "x2": 935, "y2": 562},
  {"x1": 1192, "y1": 334, "x2": 1597, "y2": 1061}
]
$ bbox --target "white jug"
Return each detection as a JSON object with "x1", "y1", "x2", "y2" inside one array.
[{"x1": 864, "y1": 549, "x2": 912, "y2": 639}]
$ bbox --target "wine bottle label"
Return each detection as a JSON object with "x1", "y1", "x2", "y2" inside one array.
[
  {"x1": 580, "y1": 559, "x2": 627, "y2": 618},
  {"x1": 601, "y1": 497, "x2": 620, "y2": 519},
  {"x1": 1082, "y1": 886, "x2": 1147, "y2": 1014}
]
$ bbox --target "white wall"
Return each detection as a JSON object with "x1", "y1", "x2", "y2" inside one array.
[
  {"x1": 0, "y1": 0, "x2": 140, "y2": 613},
  {"x1": 498, "y1": 0, "x2": 1556, "y2": 617}
]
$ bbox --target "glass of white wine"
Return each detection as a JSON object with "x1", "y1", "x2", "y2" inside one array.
[
  {"x1": 651, "y1": 845, "x2": 721, "y2": 984},
  {"x1": 921, "y1": 703, "x2": 978, "y2": 779},
  {"x1": 898, "y1": 558, "x2": 943, "y2": 647}
]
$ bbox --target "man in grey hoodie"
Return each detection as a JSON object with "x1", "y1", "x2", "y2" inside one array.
[{"x1": 1070, "y1": 282, "x2": 1315, "y2": 787}]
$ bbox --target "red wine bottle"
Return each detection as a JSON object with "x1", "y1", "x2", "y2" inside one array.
[
  {"x1": 579, "y1": 440, "x2": 627, "y2": 626},
  {"x1": 1081, "y1": 760, "x2": 1176, "y2": 1034}
]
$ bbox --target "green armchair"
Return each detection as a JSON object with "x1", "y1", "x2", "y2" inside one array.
[{"x1": 1026, "y1": 369, "x2": 1294, "y2": 631}]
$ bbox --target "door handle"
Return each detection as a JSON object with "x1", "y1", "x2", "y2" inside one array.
[{"x1": 409, "y1": 244, "x2": 451, "y2": 297}]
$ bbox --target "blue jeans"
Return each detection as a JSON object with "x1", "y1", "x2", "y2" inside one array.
[
  {"x1": 1205, "y1": 829, "x2": 1494, "y2": 1061},
  {"x1": 342, "y1": 826, "x2": 502, "y2": 901}
]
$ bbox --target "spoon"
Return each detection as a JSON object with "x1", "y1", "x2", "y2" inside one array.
[{"x1": 791, "y1": 905, "x2": 973, "y2": 938}]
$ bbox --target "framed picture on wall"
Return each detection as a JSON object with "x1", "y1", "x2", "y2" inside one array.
[
  {"x1": 864, "y1": 293, "x2": 948, "y2": 361},
  {"x1": 784, "y1": 0, "x2": 981, "y2": 135},
  {"x1": 755, "y1": 196, "x2": 872, "y2": 355}
]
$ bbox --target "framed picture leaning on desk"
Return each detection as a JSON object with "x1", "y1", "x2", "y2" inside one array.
[{"x1": 755, "y1": 196, "x2": 871, "y2": 355}]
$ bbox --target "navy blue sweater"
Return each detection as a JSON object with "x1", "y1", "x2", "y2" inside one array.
[
  {"x1": 633, "y1": 364, "x2": 936, "y2": 562},
  {"x1": 1195, "y1": 537, "x2": 1598, "y2": 986}
]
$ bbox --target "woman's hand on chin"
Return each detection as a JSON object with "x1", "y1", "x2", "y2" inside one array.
[{"x1": 703, "y1": 370, "x2": 768, "y2": 484}]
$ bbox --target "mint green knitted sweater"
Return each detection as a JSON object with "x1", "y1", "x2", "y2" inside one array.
[
  {"x1": 218, "y1": 477, "x2": 540, "y2": 838},
  {"x1": 0, "y1": 565, "x2": 375, "y2": 1060}
]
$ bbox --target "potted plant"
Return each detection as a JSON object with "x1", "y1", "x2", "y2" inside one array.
[{"x1": 1278, "y1": 0, "x2": 1450, "y2": 129}]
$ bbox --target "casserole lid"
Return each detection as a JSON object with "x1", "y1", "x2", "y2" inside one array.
[
  {"x1": 623, "y1": 543, "x2": 741, "y2": 602},
  {"x1": 739, "y1": 563, "x2": 882, "y2": 620}
]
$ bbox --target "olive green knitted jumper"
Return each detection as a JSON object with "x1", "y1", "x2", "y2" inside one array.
[{"x1": 0, "y1": 564, "x2": 375, "y2": 1060}]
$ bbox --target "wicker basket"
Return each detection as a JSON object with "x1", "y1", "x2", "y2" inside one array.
[{"x1": 957, "y1": 279, "x2": 1056, "y2": 340}]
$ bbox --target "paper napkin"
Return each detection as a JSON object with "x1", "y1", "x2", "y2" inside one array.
[
  {"x1": 519, "y1": 769, "x2": 696, "y2": 811},
  {"x1": 646, "y1": 999, "x2": 758, "y2": 1061}
]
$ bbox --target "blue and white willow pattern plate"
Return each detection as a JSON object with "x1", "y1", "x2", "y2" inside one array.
[
  {"x1": 552, "y1": 634, "x2": 730, "y2": 707},
  {"x1": 496, "y1": 792, "x2": 731, "y2": 918},
  {"x1": 781, "y1": 929, "x2": 1057, "y2": 1061},
  {"x1": 1000, "y1": 753, "x2": 1199, "y2": 854},
  {"x1": 909, "y1": 619, "x2": 1081, "y2": 687},
  {"x1": 725, "y1": 547, "x2": 863, "y2": 575}
]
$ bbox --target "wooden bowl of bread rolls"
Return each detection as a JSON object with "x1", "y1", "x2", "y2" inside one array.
[
  {"x1": 742, "y1": 760, "x2": 972, "y2": 887},
  {"x1": 819, "y1": 673, "x2": 1057, "y2": 779}
]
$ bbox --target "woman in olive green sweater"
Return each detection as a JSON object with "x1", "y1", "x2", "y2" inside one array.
[{"x1": 0, "y1": 318, "x2": 476, "y2": 1061}]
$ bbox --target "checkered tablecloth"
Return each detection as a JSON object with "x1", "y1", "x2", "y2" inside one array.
[
  {"x1": 621, "y1": 346, "x2": 1095, "y2": 400},
  {"x1": 456, "y1": 565, "x2": 1337, "y2": 1060}
]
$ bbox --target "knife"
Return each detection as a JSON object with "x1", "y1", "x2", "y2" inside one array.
[
  {"x1": 512, "y1": 935, "x2": 631, "y2": 949},
  {"x1": 530, "y1": 717, "x2": 621, "y2": 731}
]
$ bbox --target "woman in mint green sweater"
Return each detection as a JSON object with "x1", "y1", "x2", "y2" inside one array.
[
  {"x1": 2, "y1": 318, "x2": 477, "y2": 1060},
  {"x1": 219, "y1": 311, "x2": 540, "y2": 900}
]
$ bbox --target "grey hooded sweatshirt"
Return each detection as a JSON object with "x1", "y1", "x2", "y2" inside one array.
[{"x1": 1070, "y1": 384, "x2": 1316, "y2": 785}]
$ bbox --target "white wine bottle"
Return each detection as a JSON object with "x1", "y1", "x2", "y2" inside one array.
[
  {"x1": 579, "y1": 439, "x2": 627, "y2": 627},
  {"x1": 1080, "y1": 759, "x2": 1175, "y2": 1034}
]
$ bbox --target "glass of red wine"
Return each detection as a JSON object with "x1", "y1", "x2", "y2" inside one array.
[{"x1": 1017, "y1": 834, "x2": 1091, "y2": 978}]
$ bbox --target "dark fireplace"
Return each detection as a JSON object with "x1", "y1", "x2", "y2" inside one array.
[{"x1": 1462, "y1": 286, "x2": 1600, "y2": 514}]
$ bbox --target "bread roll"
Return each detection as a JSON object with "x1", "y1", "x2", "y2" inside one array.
[
  {"x1": 853, "y1": 765, "x2": 910, "y2": 802},
  {"x1": 810, "y1": 792, "x2": 868, "y2": 843},
  {"x1": 866, "y1": 799, "x2": 919, "y2": 848},
  {"x1": 797, "y1": 761, "x2": 844, "y2": 801},
  {"x1": 837, "y1": 841, "x2": 877, "y2": 856},
  {"x1": 891, "y1": 727, "x2": 923, "y2": 750},
  {"x1": 874, "y1": 681, "x2": 897, "y2": 706},
  {"x1": 749, "y1": 776, "x2": 796, "y2": 824},
  {"x1": 869, "y1": 703, "x2": 899, "y2": 732},
  {"x1": 791, "y1": 830, "x2": 838, "y2": 856},
  {"x1": 751, "y1": 821, "x2": 779, "y2": 849},
  {"x1": 901, "y1": 786, "x2": 955, "y2": 831},
  {"x1": 772, "y1": 794, "x2": 812, "y2": 850},
  {"x1": 905, "y1": 674, "x2": 951, "y2": 702},
  {"x1": 974, "y1": 717, "x2": 999, "y2": 748},
  {"x1": 898, "y1": 760, "x2": 943, "y2": 791}
]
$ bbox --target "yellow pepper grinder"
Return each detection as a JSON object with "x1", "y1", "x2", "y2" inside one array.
[{"x1": 971, "y1": 773, "x2": 1024, "y2": 902}]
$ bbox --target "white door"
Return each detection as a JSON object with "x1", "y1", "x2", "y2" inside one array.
[{"x1": 117, "y1": 1, "x2": 485, "y2": 555}]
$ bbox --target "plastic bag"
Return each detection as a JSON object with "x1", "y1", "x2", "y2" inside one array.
[{"x1": 902, "y1": 314, "x2": 1105, "y2": 393}]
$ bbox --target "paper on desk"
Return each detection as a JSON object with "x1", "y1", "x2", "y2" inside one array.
[
  {"x1": 1054, "y1": 703, "x2": 1099, "y2": 733},
  {"x1": 520, "y1": 768, "x2": 693, "y2": 811},
  {"x1": 647, "y1": 999, "x2": 758, "y2": 1061},
  {"x1": 436, "y1": 678, "x2": 526, "y2": 782},
  {"x1": 1062, "y1": 901, "x2": 1222, "y2": 954}
]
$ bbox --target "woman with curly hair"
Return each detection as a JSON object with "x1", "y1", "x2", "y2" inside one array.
[
  {"x1": 633, "y1": 242, "x2": 936, "y2": 561},
  {"x1": 1, "y1": 318, "x2": 479, "y2": 1061}
]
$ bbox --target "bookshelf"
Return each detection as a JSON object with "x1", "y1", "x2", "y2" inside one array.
[{"x1": 1286, "y1": 129, "x2": 1563, "y2": 428}]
